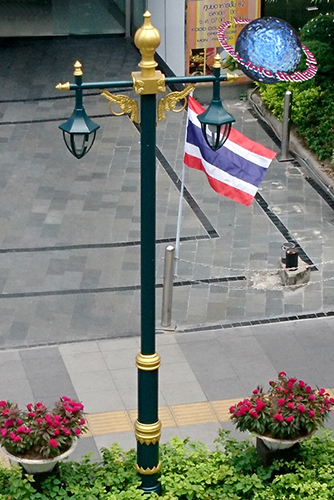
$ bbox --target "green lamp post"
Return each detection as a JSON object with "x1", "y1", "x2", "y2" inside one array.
[{"x1": 56, "y1": 11, "x2": 235, "y2": 494}]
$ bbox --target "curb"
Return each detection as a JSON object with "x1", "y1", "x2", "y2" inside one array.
[{"x1": 249, "y1": 90, "x2": 334, "y2": 193}]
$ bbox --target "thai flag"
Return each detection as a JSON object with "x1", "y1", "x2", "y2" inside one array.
[{"x1": 184, "y1": 96, "x2": 276, "y2": 206}]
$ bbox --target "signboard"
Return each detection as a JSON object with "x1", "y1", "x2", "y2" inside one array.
[{"x1": 186, "y1": 0, "x2": 261, "y2": 77}]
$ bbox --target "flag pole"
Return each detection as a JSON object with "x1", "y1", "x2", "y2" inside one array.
[{"x1": 174, "y1": 161, "x2": 185, "y2": 277}]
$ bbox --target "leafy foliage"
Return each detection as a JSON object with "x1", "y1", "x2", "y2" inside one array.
[
  {"x1": 300, "y1": 13, "x2": 334, "y2": 50},
  {"x1": 1, "y1": 431, "x2": 334, "y2": 499}
]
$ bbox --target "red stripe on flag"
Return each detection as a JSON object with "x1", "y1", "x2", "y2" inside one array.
[{"x1": 184, "y1": 152, "x2": 254, "y2": 206}]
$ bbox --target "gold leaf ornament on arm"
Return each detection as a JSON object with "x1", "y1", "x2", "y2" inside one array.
[
  {"x1": 101, "y1": 90, "x2": 139, "y2": 123},
  {"x1": 157, "y1": 84, "x2": 195, "y2": 122}
]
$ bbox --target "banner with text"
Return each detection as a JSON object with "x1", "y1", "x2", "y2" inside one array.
[{"x1": 186, "y1": 0, "x2": 260, "y2": 78}]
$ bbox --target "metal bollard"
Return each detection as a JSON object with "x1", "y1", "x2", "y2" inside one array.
[
  {"x1": 281, "y1": 242, "x2": 296, "y2": 264},
  {"x1": 286, "y1": 248, "x2": 298, "y2": 269},
  {"x1": 161, "y1": 245, "x2": 175, "y2": 328},
  {"x1": 278, "y1": 90, "x2": 294, "y2": 162}
]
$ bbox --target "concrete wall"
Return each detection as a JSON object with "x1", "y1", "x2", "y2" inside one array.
[{"x1": 147, "y1": 0, "x2": 186, "y2": 76}]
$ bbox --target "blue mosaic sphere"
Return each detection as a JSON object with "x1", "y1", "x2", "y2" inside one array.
[{"x1": 235, "y1": 17, "x2": 302, "y2": 84}]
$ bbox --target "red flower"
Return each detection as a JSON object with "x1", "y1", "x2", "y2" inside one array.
[
  {"x1": 306, "y1": 386, "x2": 312, "y2": 393},
  {"x1": 319, "y1": 388, "x2": 325, "y2": 395},
  {"x1": 9, "y1": 432, "x2": 16, "y2": 439},
  {"x1": 274, "y1": 413, "x2": 284, "y2": 422},
  {"x1": 13, "y1": 436, "x2": 21, "y2": 442},
  {"x1": 0, "y1": 401, "x2": 6, "y2": 407},
  {"x1": 49, "y1": 439, "x2": 58, "y2": 448},
  {"x1": 309, "y1": 394, "x2": 316, "y2": 401},
  {"x1": 26, "y1": 403, "x2": 33, "y2": 411},
  {"x1": 80, "y1": 419, "x2": 85, "y2": 425},
  {"x1": 285, "y1": 416, "x2": 294, "y2": 423},
  {"x1": 309, "y1": 410, "x2": 315, "y2": 418},
  {"x1": 27, "y1": 412, "x2": 36, "y2": 418},
  {"x1": 287, "y1": 402, "x2": 294, "y2": 410},
  {"x1": 278, "y1": 398, "x2": 285, "y2": 406},
  {"x1": 229, "y1": 406, "x2": 236, "y2": 413},
  {"x1": 4, "y1": 419, "x2": 13, "y2": 428},
  {"x1": 298, "y1": 380, "x2": 305, "y2": 388},
  {"x1": 252, "y1": 389, "x2": 259, "y2": 394},
  {"x1": 16, "y1": 426, "x2": 26, "y2": 433},
  {"x1": 2, "y1": 409, "x2": 9, "y2": 416},
  {"x1": 0, "y1": 429, "x2": 7, "y2": 437},
  {"x1": 297, "y1": 404, "x2": 305, "y2": 413},
  {"x1": 74, "y1": 427, "x2": 82, "y2": 435},
  {"x1": 278, "y1": 371, "x2": 286, "y2": 377}
]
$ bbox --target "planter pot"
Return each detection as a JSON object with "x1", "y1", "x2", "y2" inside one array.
[
  {"x1": 254, "y1": 432, "x2": 313, "y2": 451},
  {"x1": 0, "y1": 438, "x2": 77, "y2": 474}
]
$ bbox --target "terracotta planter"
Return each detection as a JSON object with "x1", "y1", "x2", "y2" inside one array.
[
  {"x1": 1, "y1": 438, "x2": 77, "y2": 474},
  {"x1": 254, "y1": 432, "x2": 313, "y2": 451}
]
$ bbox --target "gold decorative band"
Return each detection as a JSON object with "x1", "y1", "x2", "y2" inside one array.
[
  {"x1": 136, "y1": 352, "x2": 161, "y2": 371},
  {"x1": 135, "y1": 461, "x2": 161, "y2": 475},
  {"x1": 135, "y1": 420, "x2": 161, "y2": 445}
]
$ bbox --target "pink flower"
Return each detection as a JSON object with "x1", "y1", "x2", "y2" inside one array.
[
  {"x1": 229, "y1": 406, "x2": 235, "y2": 413},
  {"x1": 0, "y1": 429, "x2": 7, "y2": 437},
  {"x1": 252, "y1": 389, "x2": 259, "y2": 394},
  {"x1": 255, "y1": 400, "x2": 266, "y2": 412},
  {"x1": 299, "y1": 380, "x2": 305, "y2": 388},
  {"x1": 2, "y1": 409, "x2": 9, "y2": 416},
  {"x1": 49, "y1": 439, "x2": 58, "y2": 448},
  {"x1": 309, "y1": 410, "x2": 315, "y2": 418},
  {"x1": 0, "y1": 401, "x2": 6, "y2": 407},
  {"x1": 285, "y1": 416, "x2": 294, "y2": 423},
  {"x1": 36, "y1": 418, "x2": 43, "y2": 424},
  {"x1": 74, "y1": 427, "x2": 82, "y2": 435},
  {"x1": 287, "y1": 402, "x2": 294, "y2": 410},
  {"x1": 80, "y1": 419, "x2": 85, "y2": 425},
  {"x1": 17, "y1": 419, "x2": 23, "y2": 425},
  {"x1": 306, "y1": 386, "x2": 312, "y2": 393},
  {"x1": 4, "y1": 419, "x2": 13, "y2": 428},
  {"x1": 9, "y1": 432, "x2": 16, "y2": 439},
  {"x1": 309, "y1": 394, "x2": 316, "y2": 401},
  {"x1": 26, "y1": 403, "x2": 33, "y2": 411},
  {"x1": 53, "y1": 428, "x2": 60, "y2": 436},
  {"x1": 278, "y1": 398, "x2": 285, "y2": 406},
  {"x1": 13, "y1": 436, "x2": 21, "y2": 442},
  {"x1": 25, "y1": 428, "x2": 31, "y2": 434},
  {"x1": 273, "y1": 413, "x2": 284, "y2": 422},
  {"x1": 27, "y1": 412, "x2": 36, "y2": 418},
  {"x1": 16, "y1": 426, "x2": 26, "y2": 433},
  {"x1": 319, "y1": 388, "x2": 325, "y2": 395},
  {"x1": 62, "y1": 428, "x2": 71, "y2": 436},
  {"x1": 278, "y1": 371, "x2": 286, "y2": 377},
  {"x1": 297, "y1": 404, "x2": 305, "y2": 413}
]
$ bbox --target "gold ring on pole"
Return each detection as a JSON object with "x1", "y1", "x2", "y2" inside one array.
[
  {"x1": 136, "y1": 352, "x2": 161, "y2": 371},
  {"x1": 135, "y1": 461, "x2": 161, "y2": 475},
  {"x1": 135, "y1": 420, "x2": 161, "y2": 445}
]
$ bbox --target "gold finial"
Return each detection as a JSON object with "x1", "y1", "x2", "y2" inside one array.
[
  {"x1": 226, "y1": 73, "x2": 239, "y2": 82},
  {"x1": 213, "y1": 53, "x2": 222, "y2": 69},
  {"x1": 74, "y1": 61, "x2": 83, "y2": 77},
  {"x1": 134, "y1": 11, "x2": 161, "y2": 78},
  {"x1": 55, "y1": 82, "x2": 70, "y2": 91}
]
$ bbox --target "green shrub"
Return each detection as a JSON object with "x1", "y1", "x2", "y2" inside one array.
[
  {"x1": 300, "y1": 13, "x2": 334, "y2": 50},
  {"x1": 298, "y1": 39, "x2": 334, "y2": 85},
  {"x1": 1, "y1": 430, "x2": 334, "y2": 499}
]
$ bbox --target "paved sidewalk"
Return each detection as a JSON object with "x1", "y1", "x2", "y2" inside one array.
[
  {"x1": 1, "y1": 317, "x2": 334, "y2": 461},
  {"x1": 0, "y1": 35, "x2": 334, "y2": 461}
]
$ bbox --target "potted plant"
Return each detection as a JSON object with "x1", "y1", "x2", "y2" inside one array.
[
  {"x1": 0, "y1": 396, "x2": 87, "y2": 473},
  {"x1": 229, "y1": 372, "x2": 334, "y2": 450}
]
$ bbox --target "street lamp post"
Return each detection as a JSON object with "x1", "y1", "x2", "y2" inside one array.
[{"x1": 56, "y1": 11, "x2": 235, "y2": 494}]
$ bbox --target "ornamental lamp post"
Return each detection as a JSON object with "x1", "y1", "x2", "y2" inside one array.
[{"x1": 56, "y1": 11, "x2": 236, "y2": 494}]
